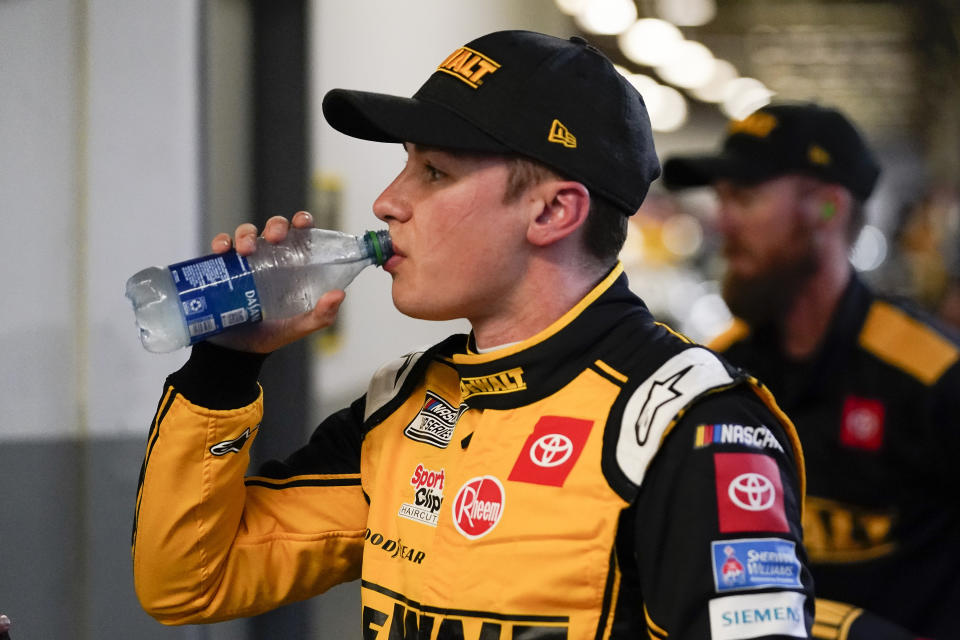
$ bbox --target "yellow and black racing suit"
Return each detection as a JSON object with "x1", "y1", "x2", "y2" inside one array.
[{"x1": 133, "y1": 266, "x2": 815, "y2": 639}]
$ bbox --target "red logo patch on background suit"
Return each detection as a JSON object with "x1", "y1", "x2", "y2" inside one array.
[
  {"x1": 840, "y1": 395, "x2": 885, "y2": 452},
  {"x1": 508, "y1": 416, "x2": 593, "y2": 487},
  {"x1": 714, "y1": 453, "x2": 789, "y2": 533}
]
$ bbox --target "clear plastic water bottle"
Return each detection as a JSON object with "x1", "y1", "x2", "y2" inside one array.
[{"x1": 124, "y1": 228, "x2": 392, "y2": 353}]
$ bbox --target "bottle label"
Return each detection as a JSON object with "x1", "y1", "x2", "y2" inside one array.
[{"x1": 169, "y1": 251, "x2": 261, "y2": 343}]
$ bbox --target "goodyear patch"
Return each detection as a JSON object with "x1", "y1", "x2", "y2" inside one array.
[{"x1": 711, "y1": 538, "x2": 802, "y2": 593}]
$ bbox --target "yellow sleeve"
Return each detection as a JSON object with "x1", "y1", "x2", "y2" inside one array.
[{"x1": 132, "y1": 385, "x2": 367, "y2": 625}]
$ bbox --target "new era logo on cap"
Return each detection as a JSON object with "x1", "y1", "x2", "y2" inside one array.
[{"x1": 548, "y1": 120, "x2": 577, "y2": 148}]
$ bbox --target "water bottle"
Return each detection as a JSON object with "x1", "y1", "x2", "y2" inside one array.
[{"x1": 125, "y1": 228, "x2": 392, "y2": 353}]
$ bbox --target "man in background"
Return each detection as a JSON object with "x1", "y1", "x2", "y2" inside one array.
[{"x1": 664, "y1": 102, "x2": 960, "y2": 638}]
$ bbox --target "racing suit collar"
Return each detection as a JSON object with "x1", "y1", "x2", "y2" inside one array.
[
  {"x1": 448, "y1": 263, "x2": 655, "y2": 410},
  {"x1": 458, "y1": 263, "x2": 626, "y2": 364}
]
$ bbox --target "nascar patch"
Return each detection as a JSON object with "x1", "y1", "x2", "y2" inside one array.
[
  {"x1": 711, "y1": 538, "x2": 802, "y2": 592},
  {"x1": 403, "y1": 391, "x2": 463, "y2": 448},
  {"x1": 695, "y1": 423, "x2": 784, "y2": 453}
]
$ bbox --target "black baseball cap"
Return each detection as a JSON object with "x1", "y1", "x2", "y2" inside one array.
[
  {"x1": 662, "y1": 102, "x2": 881, "y2": 201},
  {"x1": 322, "y1": 30, "x2": 661, "y2": 216}
]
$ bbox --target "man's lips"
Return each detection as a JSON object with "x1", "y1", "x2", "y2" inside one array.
[{"x1": 383, "y1": 246, "x2": 405, "y2": 273}]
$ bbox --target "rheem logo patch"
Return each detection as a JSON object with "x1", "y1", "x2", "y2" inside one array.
[{"x1": 451, "y1": 476, "x2": 505, "y2": 539}]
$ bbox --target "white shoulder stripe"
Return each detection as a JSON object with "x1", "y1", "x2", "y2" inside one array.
[
  {"x1": 364, "y1": 352, "x2": 426, "y2": 421},
  {"x1": 616, "y1": 347, "x2": 734, "y2": 487}
]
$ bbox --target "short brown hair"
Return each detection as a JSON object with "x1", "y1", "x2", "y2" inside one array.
[{"x1": 503, "y1": 155, "x2": 627, "y2": 267}]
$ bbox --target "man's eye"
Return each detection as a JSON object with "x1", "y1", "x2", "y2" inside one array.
[{"x1": 424, "y1": 164, "x2": 444, "y2": 181}]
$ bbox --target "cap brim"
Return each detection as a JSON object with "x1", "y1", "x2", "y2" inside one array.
[
  {"x1": 322, "y1": 88, "x2": 512, "y2": 153},
  {"x1": 662, "y1": 154, "x2": 779, "y2": 190}
]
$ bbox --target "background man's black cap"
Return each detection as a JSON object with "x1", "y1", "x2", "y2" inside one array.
[
  {"x1": 662, "y1": 102, "x2": 881, "y2": 201},
  {"x1": 322, "y1": 30, "x2": 661, "y2": 215}
]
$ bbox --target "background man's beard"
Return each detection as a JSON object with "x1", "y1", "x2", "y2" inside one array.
[{"x1": 722, "y1": 244, "x2": 819, "y2": 327}]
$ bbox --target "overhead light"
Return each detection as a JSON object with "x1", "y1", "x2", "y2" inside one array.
[
  {"x1": 655, "y1": 0, "x2": 717, "y2": 27},
  {"x1": 627, "y1": 74, "x2": 688, "y2": 132},
  {"x1": 690, "y1": 58, "x2": 738, "y2": 103},
  {"x1": 627, "y1": 73, "x2": 663, "y2": 109},
  {"x1": 650, "y1": 85, "x2": 688, "y2": 132},
  {"x1": 721, "y1": 77, "x2": 775, "y2": 119},
  {"x1": 851, "y1": 225, "x2": 888, "y2": 272},
  {"x1": 656, "y1": 40, "x2": 716, "y2": 89},
  {"x1": 575, "y1": 0, "x2": 638, "y2": 35},
  {"x1": 618, "y1": 18, "x2": 684, "y2": 67},
  {"x1": 554, "y1": 0, "x2": 590, "y2": 15}
]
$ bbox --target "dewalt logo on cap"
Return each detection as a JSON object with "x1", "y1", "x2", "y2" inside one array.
[
  {"x1": 548, "y1": 119, "x2": 577, "y2": 148},
  {"x1": 437, "y1": 46, "x2": 500, "y2": 88},
  {"x1": 728, "y1": 111, "x2": 778, "y2": 139}
]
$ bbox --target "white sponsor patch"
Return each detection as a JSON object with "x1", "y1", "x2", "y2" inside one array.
[
  {"x1": 403, "y1": 391, "x2": 463, "y2": 449},
  {"x1": 708, "y1": 591, "x2": 807, "y2": 639},
  {"x1": 616, "y1": 347, "x2": 735, "y2": 487}
]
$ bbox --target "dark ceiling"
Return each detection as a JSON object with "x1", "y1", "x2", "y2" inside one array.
[{"x1": 577, "y1": 0, "x2": 960, "y2": 184}]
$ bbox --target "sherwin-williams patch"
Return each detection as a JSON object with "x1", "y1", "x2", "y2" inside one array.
[{"x1": 711, "y1": 538, "x2": 802, "y2": 592}]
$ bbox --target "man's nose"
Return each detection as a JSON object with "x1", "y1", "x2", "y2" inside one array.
[{"x1": 373, "y1": 175, "x2": 412, "y2": 223}]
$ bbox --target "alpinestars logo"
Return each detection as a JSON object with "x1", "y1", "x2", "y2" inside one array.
[
  {"x1": 210, "y1": 426, "x2": 257, "y2": 456},
  {"x1": 403, "y1": 391, "x2": 464, "y2": 449},
  {"x1": 635, "y1": 365, "x2": 692, "y2": 445}
]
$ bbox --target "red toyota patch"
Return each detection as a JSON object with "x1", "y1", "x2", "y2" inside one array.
[
  {"x1": 452, "y1": 476, "x2": 505, "y2": 539},
  {"x1": 840, "y1": 395, "x2": 885, "y2": 452},
  {"x1": 508, "y1": 416, "x2": 593, "y2": 487},
  {"x1": 714, "y1": 452, "x2": 789, "y2": 533}
]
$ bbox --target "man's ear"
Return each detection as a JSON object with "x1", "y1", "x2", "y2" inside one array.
[
  {"x1": 809, "y1": 184, "x2": 853, "y2": 229},
  {"x1": 526, "y1": 181, "x2": 591, "y2": 247}
]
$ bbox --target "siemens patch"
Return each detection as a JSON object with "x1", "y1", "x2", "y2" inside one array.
[
  {"x1": 709, "y1": 592, "x2": 807, "y2": 639},
  {"x1": 695, "y1": 423, "x2": 784, "y2": 453},
  {"x1": 711, "y1": 538, "x2": 802, "y2": 592}
]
